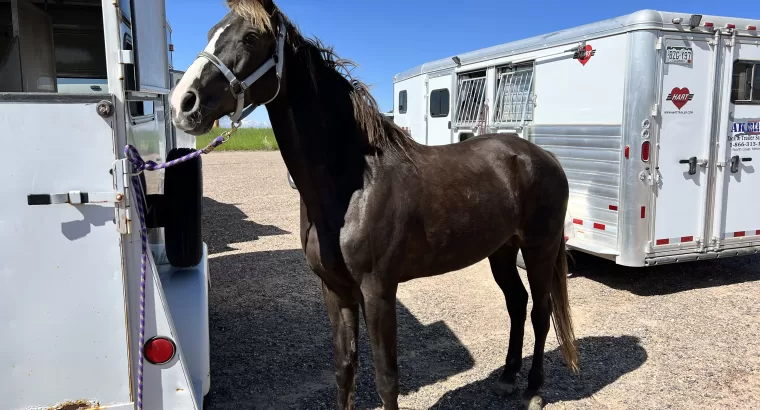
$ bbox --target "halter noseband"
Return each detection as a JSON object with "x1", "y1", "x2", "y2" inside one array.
[{"x1": 196, "y1": 19, "x2": 287, "y2": 125}]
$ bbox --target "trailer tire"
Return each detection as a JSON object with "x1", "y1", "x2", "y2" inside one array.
[{"x1": 164, "y1": 148, "x2": 203, "y2": 268}]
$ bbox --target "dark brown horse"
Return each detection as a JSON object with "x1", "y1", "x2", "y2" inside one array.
[{"x1": 169, "y1": 1, "x2": 578, "y2": 408}]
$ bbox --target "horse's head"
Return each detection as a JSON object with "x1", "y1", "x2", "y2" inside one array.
[{"x1": 170, "y1": 0, "x2": 285, "y2": 135}]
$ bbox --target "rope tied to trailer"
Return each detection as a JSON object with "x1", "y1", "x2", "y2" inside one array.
[{"x1": 123, "y1": 124, "x2": 238, "y2": 410}]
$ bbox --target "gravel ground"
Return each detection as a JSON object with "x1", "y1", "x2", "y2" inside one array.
[{"x1": 201, "y1": 151, "x2": 760, "y2": 410}]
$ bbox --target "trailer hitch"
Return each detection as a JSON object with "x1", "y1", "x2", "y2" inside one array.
[{"x1": 730, "y1": 155, "x2": 752, "y2": 173}]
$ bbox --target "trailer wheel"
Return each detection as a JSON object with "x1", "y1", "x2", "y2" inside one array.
[{"x1": 164, "y1": 148, "x2": 203, "y2": 268}]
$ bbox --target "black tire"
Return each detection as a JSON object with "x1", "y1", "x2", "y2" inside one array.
[{"x1": 164, "y1": 148, "x2": 203, "y2": 268}]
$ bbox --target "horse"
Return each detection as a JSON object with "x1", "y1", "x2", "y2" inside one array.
[{"x1": 169, "y1": 1, "x2": 578, "y2": 408}]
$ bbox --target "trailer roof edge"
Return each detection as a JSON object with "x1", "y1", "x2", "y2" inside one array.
[{"x1": 393, "y1": 9, "x2": 760, "y2": 83}]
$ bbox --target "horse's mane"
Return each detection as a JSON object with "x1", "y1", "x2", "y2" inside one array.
[{"x1": 228, "y1": 0, "x2": 418, "y2": 156}]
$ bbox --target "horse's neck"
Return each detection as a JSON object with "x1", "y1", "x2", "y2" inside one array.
[{"x1": 265, "y1": 60, "x2": 366, "y2": 230}]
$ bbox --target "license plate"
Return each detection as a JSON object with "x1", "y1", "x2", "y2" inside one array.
[{"x1": 666, "y1": 46, "x2": 693, "y2": 64}]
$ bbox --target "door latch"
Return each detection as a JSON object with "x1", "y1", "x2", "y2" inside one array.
[
  {"x1": 730, "y1": 155, "x2": 752, "y2": 173},
  {"x1": 679, "y1": 157, "x2": 707, "y2": 175}
]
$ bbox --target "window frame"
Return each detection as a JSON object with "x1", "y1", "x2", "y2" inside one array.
[
  {"x1": 429, "y1": 88, "x2": 450, "y2": 118},
  {"x1": 731, "y1": 59, "x2": 760, "y2": 105},
  {"x1": 398, "y1": 89, "x2": 407, "y2": 114}
]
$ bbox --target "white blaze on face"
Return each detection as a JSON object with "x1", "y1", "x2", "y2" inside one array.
[{"x1": 170, "y1": 23, "x2": 231, "y2": 114}]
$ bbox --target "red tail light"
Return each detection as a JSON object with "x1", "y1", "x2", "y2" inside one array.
[
  {"x1": 144, "y1": 336, "x2": 176, "y2": 365},
  {"x1": 641, "y1": 141, "x2": 651, "y2": 162}
]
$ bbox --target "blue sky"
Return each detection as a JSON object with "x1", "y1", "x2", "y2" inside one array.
[{"x1": 166, "y1": 0, "x2": 757, "y2": 126}]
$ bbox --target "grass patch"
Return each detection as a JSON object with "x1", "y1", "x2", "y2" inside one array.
[{"x1": 196, "y1": 127, "x2": 278, "y2": 151}]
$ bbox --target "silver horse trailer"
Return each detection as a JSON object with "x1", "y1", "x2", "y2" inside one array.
[
  {"x1": 393, "y1": 10, "x2": 760, "y2": 267},
  {"x1": 1, "y1": 0, "x2": 210, "y2": 409}
]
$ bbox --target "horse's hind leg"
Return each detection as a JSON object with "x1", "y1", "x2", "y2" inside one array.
[
  {"x1": 520, "y1": 235, "x2": 563, "y2": 410},
  {"x1": 488, "y1": 238, "x2": 529, "y2": 397}
]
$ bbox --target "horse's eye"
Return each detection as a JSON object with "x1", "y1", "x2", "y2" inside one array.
[{"x1": 243, "y1": 33, "x2": 258, "y2": 45}]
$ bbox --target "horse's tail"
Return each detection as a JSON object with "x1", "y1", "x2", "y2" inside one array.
[{"x1": 550, "y1": 235, "x2": 579, "y2": 374}]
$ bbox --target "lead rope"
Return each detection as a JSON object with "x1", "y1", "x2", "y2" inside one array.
[{"x1": 123, "y1": 125, "x2": 237, "y2": 410}]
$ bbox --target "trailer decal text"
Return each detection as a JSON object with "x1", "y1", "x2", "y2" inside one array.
[
  {"x1": 730, "y1": 120, "x2": 760, "y2": 152},
  {"x1": 666, "y1": 87, "x2": 694, "y2": 110},
  {"x1": 573, "y1": 44, "x2": 596, "y2": 65}
]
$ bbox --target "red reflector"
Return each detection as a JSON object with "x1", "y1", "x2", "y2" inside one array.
[
  {"x1": 656, "y1": 239, "x2": 669, "y2": 245},
  {"x1": 734, "y1": 231, "x2": 746, "y2": 237},
  {"x1": 144, "y1": 336, "x2": 176, "y2": 365},
  {"x1": 625, "y1": 145, "x2": 630, "y2": 159},
  {"x1": 726, "y1": 23, "x2": 736, "y2": 29},
  {"x1": 609, "y1": 205, "x2": 618, "y2": 211},
  {"x1": 748, "y1": 26, "x2": 757, "y2": 31},
  {"x1": 593, "y1": 223, "x2": 605, "y2": 230},
  {"x1": 641, "y1": 206, "x2": 646, "y2": 219},
  {"x1": 681, "y1": 236, "x2": 694, "y2": 242},
  {"x1": 756, "y1": 230, "x2": 760, "y2": 235},
  {"x1": 573, "y1": 218, "x2": 583, "y2": 225},
  {"x1": 704, "y1": 22, "x2": 713, "y2": 27},
  {"x1": 641, "y1": 141, "x2": 651, "y2": 162}
]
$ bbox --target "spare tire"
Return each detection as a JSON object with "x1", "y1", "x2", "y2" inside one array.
[{"x1": 163, "y1": 148, "x2": 203, "y2": 267}]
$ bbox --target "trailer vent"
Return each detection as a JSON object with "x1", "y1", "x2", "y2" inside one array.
[
  {"x1": 493, "y1": 64, "x2": 534, "y2": 126},
  {"x1": 454, "y1": 76, "x2": 488, "y2": 129}
]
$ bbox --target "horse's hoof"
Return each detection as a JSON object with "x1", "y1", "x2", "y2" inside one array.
[
  {"x1": 492, "y1": 379, "x2": 517, "y2": 397},
  {"x1": 522, "y1": 395, "x2": 544, "y2": 410}
]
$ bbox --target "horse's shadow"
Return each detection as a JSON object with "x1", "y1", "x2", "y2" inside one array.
[
  {"x1": 204, "y1": 247, "x2": 476, "y2": 410},
  {"x1": 431, "y1": 335, "x2": 647, "y2": 409},
  {"x1": 201, "y1": 196, "x2": 290, "y2": 254}
]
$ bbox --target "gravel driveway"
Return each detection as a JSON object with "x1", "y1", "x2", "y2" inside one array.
[{"x1": 201, "y1": 151, "x2": 760, "y2": 410}]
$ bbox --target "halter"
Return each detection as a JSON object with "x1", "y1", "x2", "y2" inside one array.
[{"x1": 196, "y1": 19, "x2": 287, "y2": 125}]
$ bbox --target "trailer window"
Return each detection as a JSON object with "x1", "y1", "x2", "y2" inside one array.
[
  {"x1": 398, "y1": 90, "x2": 407, "y2": 114},
  {"x1": 731, "y1": 61, "x2": 759, "y2": 103},
  {"x1": 493, "y1": 63, "x2": 535, "y2": 125},
  {"x1": 454, "y1": 70, "x2": 487, "y2": 127},
  {"x1": 430, "y1": 88, "x2": 450, "y2": 117}
]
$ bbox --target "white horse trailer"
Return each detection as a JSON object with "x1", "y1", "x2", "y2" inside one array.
[
  {"x1": 1, "y1": 0, "x2": 210, "y2": 409},
  {"x1": 393, "y1": 10, "x2": 760, "y2": 267}
]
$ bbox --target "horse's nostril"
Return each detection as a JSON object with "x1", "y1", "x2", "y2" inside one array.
[{"x1": 181, "y1": 91, "x2": 198, "y2": 113}]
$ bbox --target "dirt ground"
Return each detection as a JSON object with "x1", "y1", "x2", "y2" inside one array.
[{"x1": 201, "y1": 151, "x2": 760, "y2": 410}]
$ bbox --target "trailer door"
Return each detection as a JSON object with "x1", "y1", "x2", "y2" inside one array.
[
  {"x1": 426, "y1": 74, "x2": 452, "y2": 145},
  {"x1": 710, "y1": 37, "x2": 760, "y2": 248},
  {"x1": 651, "y1": 35, "x2": 718, "y2": 250}
]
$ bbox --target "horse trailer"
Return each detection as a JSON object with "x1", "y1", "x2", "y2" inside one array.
[
  {"x1": 393, "y1": 9, "x2": 760, "y2": 267},
  {"x1": 1, "y1": 0, "x2": 211, "y2": 409}
]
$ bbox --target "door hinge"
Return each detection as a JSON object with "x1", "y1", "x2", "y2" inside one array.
[
  {"x1": 651, "y1": 103, "x2": 659, "y2": 117},
  {"x1": 118, "y1": 50, "x2": 134, "y2": 65},
  {"x1": 655, "y1": 38, "x2": 663, "y2": 50},
  {"x1": 114, "y1": 159, "x2": 132, "y2": 234}
]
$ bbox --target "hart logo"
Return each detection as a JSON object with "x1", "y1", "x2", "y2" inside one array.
[
  {"x1": 574, "y1": 45, "x2": 596, "y2": 65},
  {"x1": 666, "y1": 87, "x2": 694, "y2": 110}
]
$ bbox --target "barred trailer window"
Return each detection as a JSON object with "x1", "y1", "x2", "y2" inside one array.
[
  {"x1": 454, "y1": 71, "x2": 487, "y2": 127},
  {"x1": 493, "y1": 63, "x2": 535, "y2": 125}
]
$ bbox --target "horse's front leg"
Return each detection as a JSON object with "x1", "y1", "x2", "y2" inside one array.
[
  {"x1": 361, "y1": 279, "x2": 399, "y2": 410},
  {"x1": 321, "y1": 281, "x2": 360, "y2": 410}
]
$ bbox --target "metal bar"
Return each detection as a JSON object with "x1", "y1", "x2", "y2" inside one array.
[{"x1": 473, "y1": 78, "x2": 486, "y2": 127}]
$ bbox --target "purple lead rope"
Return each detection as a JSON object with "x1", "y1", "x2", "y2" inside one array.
[{"x1": 123, "y1": 133, "x2": 229, "y2": 410}]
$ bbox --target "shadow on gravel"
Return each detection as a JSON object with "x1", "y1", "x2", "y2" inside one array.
[
  {"x1": 567, "y1": 250, "x2": 760, "y2": 297},
  {"x1": 431, "y1": 335, "x2": 646, "y2": 409},
  {"x1": 205, "y1": 248, "x2": 475, "y2": 410},
  {"x1": 202, "y1": 196, "x2": 290, "y2": 254}
]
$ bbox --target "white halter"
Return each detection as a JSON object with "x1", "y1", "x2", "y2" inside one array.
[{"x1": 196, "y1": 19, "x2": 287, "y2": 125}]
